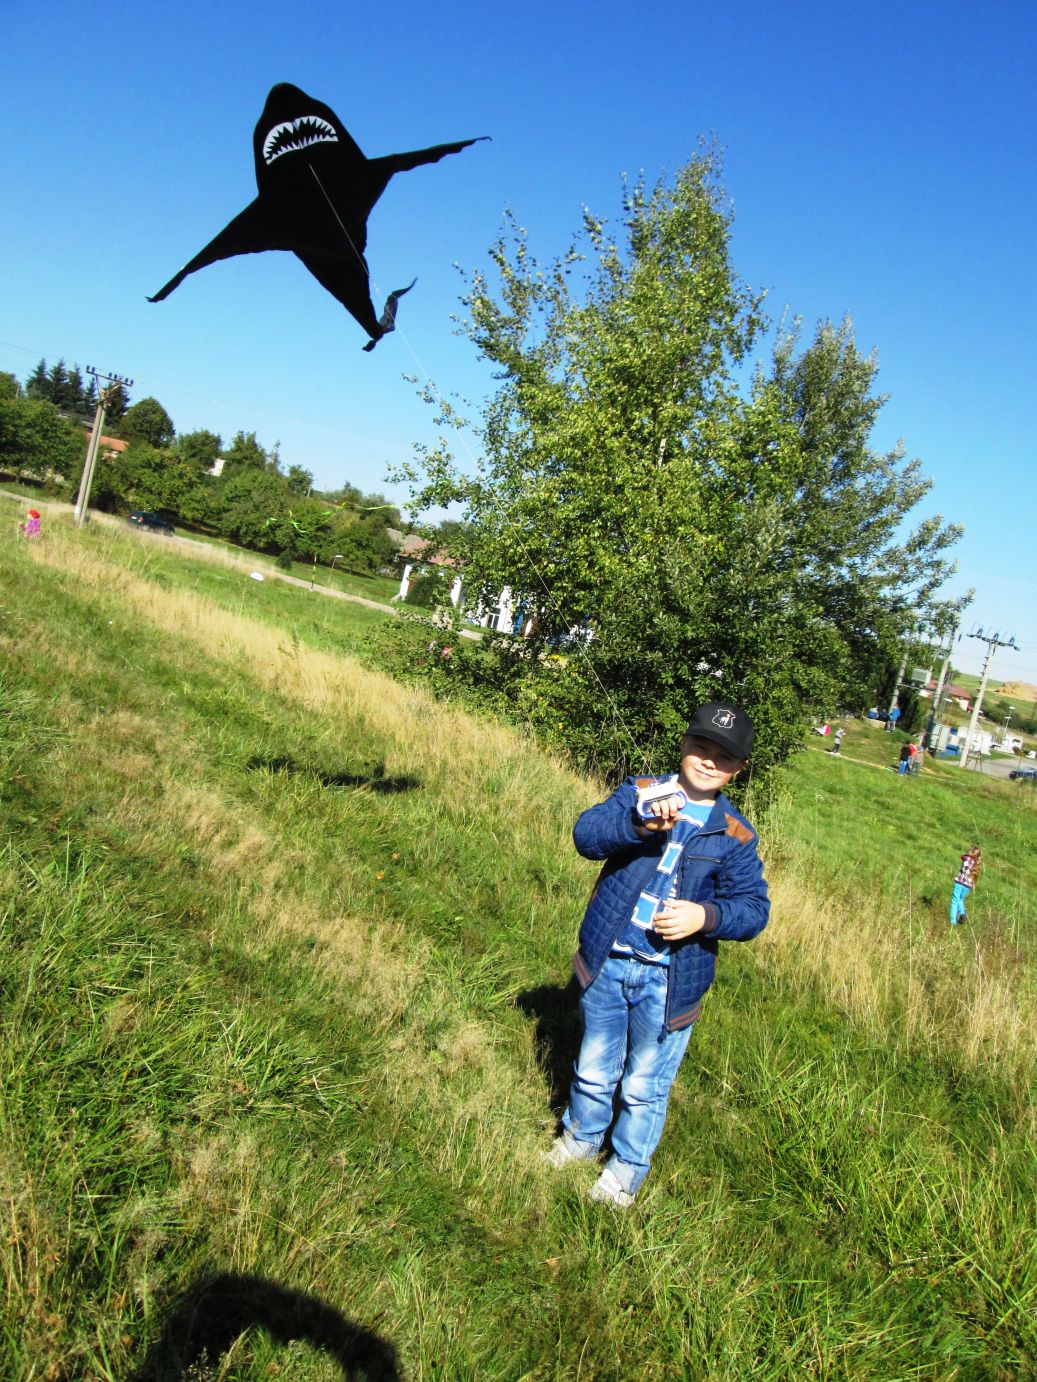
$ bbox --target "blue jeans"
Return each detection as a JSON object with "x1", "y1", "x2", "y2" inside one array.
[
  {"x1": 562, "y1": 954, "x2": 693, "y2": 1195},
  {"x1": 949, "y1": 882, "x2": 971, "y2": 924}
]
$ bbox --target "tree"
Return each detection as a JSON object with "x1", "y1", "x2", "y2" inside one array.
[
  {"x1": 396, "y1": 153, "x2": 965, "y2": 785},
  {"x1": 0, "y1": 396, "x2": 83, "y2": 484},
  {"x1": 102, "y1": 383, "x2": 129, "y2": 423},
  {"x1": 215, "y1": 469, "x2": 291, "y2": 547},
  {"x1": 0, "y1": 373, "x2": 19, "y2": 401},
  {"x1": 286, "y1": 463, "x2": 313, "y2": 496},
  {"x1": 24, "y1": 359, "x2": 50, "y2": 401},
  {"x1": 122, "y1": 396, "x2": 175, "y2": 448},
  {"x1": 22, "y1": 359, "x2": 96, "y2": 415},
  {"x1": 222, "y1": 430, "x2": 270, "y2": 472},
  {"x1": 329, "y1": 511, "x2": 396, "y2": 572},
  {"x1": 175, "y1": 429, "x2": 223, "y2": 475}
]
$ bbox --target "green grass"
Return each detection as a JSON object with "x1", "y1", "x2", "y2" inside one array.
[
  {"x1": 2, "y1": 509, "x2": 1036, "y2": 1380},
  {"x1": 782, "y1": 721, "x2": 1037, "y2": 936},
  {"x1": 97, "y1": 514, "x2": 394, "y2": 663},
  {"x1": 167, "y1": 529, "x2": 401, "y2": 605}
]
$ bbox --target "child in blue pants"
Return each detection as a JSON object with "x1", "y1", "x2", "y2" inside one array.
[
  {"x1": 949, "y1": 847, "x2": 981, "y2": 925},
  {"x1": 547, "y1": 703, "x2": 770, "y2": 1206}
]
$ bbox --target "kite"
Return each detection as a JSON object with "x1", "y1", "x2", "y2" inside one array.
[{"x1": 149, "y1": 82, "x2": 486, "y2": 350}]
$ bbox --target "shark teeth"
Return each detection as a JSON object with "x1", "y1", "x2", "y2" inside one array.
[{"x1": 262, "y1": 116, "x2": 338, "y2": 165}]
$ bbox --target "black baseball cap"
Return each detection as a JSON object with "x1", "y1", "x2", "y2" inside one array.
[{"x1": 684, "y1": 702, "x2": 755, "y2": 759}]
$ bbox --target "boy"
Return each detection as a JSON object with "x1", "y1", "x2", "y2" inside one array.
[{"x1": 547, "y1": 702, "x2": 770, "y2": 1206}]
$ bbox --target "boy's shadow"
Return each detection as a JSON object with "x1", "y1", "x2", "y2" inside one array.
[
  {"x1": 128, "y1": 1271, "x2": 401, "y2": 1380},
  {"x1": 515, "y1": 978, "x2": 582, "y2": 1114},
  {"x1": 247, "y1": 756, "x2": 421, "y2": 794}
]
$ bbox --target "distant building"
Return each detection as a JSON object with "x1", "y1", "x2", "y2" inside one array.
[
  {"x1": 395, "y1": 535, "x2": 463, "y2": 609},
  {"x1": 933, "y1": 724, "x2": 992, "y2": 757},
  {"x1": 921, "y1": 679, "x2": 972, "y2": 712}
]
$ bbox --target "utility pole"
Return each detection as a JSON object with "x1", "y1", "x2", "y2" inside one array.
[
  {"x1": 886, "y1": 622, "x2": 917, "y2": 731},
  {"x1": 960, "y1": 627, "x2": 1021, "y2": 767},
  {"x1": 1002, "y1": 705, "x2": 1015, "y2": 748},
  {"x1": 922, "y1": 625, "x2": 957, "y2": 751},
  {"x1": 73, "y1": 366, "x2": 133, "y2": 526}
]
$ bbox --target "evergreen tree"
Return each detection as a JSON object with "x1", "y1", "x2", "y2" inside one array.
[{"x1": 24, "y1": 359, "x2": 49, "y2": 400}]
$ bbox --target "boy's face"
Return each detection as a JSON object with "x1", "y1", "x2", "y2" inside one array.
[{"x1": 679, "y1": 733, "x2": 748, "y2": 798}]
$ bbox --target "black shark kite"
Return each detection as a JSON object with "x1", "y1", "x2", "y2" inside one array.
[{"x1": 149, "y1": 82, "x2": 486, "y2": 350}]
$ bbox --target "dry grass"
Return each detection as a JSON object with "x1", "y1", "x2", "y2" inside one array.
[{"x1": 761, "y1": 860, "x2": 1036, "y2": 1094}]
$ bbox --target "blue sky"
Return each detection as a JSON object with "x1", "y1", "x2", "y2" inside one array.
[{"x1": 2, "y1": 0, "x2": 1034, "y2": 681}]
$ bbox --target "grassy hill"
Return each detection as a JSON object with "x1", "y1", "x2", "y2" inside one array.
[{"x1": 3, "y1": 506, "x2": 1036, "y2": 1380}]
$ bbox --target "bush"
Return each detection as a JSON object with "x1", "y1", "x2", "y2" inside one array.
[{"x1": 403, "y1": 568, "x2": 453, "y2": 609}]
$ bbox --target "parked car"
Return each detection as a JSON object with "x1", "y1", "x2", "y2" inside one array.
[
  {"x1": 1008, "y1": 767, "x2": 1037, "y2": 782},
  {"x1": 128, "y1": 510, "x2": 175, "y2": 535}
]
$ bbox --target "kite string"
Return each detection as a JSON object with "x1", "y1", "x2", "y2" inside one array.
[
  {"x1": 307, "y1": 162, "x2": 651, "y2": 775},
  {"x1": 308, "y1": 164, "x2": 369, "y2": 274}
]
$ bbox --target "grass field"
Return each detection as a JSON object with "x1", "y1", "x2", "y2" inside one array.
[{"x1": 3, "y1": 506, "x2": 1036, "y2": 1380}]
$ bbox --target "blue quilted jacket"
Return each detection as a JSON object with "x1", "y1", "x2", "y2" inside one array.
[{"x1": 572, "y1": 776, "x2": 770, "y2": 1033}]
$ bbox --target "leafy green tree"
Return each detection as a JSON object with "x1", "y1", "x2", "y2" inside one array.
[
  {"x1": 329, "y1": 511, "x2": 397, "y2": 572},
  {"x1": 286, "y1": 464, "x2": 313, "y2": 496},
  {"x1": 222, "y1": 430, "x2": 270, "y2": 472},
  {"x1": 396, "y1": 154, "x2": 965, "y2": 784},
  {"x1": 260, "y1": 499, "x2": 341, "y2": 585},
  {"x1": 0, "y1": 373, "x2": 19, "y2": 401},
  {"x1": 215, "y1": 469, "x2": 291, "y2": 547},
  {"x1": 0, "y1": 396, "x2": 83, "y2": 485},
  {"x1": 122, "y1": 396, "x2": 175, "y2": 448},
  {"x1": 175, "y1": 429, "x2": 223, "y2": 475}
]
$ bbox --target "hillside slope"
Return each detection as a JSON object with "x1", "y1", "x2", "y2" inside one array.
[{"x1": 2, "y1": 510, "x2": 1035, "y2": 1379}]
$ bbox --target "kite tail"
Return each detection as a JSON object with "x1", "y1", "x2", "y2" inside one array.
[{"x1": 362, "y1": 279, "x2": 418, "y2": 352}]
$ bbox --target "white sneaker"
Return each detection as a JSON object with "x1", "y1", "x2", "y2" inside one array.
[
  {"x1": 544, "y1": 1132, "x2": 597, "y2": 1169},
  {"x1": 589, "y1": 1168, "x2": 635, "y2": 1208}
]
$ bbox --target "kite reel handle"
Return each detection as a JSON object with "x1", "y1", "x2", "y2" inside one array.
[{"x1": 634, "y1": 779, "x2": 688, "y2": 821}]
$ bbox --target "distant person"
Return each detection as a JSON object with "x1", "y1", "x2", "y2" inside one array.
[
  {"x1": 812, "y1": 721, "x2": 831, "y2": 737},
  {"x1": 949, "y1": 847, "x2": 981, "y2": 925},
  {"x1": 830, "y1": 727, "x2": 846, "y2": 755},
  {"x1": 545, "y1": 702, "x2": 770, "y2": 1207},
  {"x1": 898, "y1": 742, "x2": 912, "y2": 775},
  {"x1": 21, "y1": 508, "x2": 41, "y2": 539}
]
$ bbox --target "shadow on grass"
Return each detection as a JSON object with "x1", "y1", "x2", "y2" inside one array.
[
  {"x1": 516, "y1": 978, "x2": 583, "y2": 1115},
  {"x1": 128, "y1": 1271, "x2": 401, "y2": 1380},
  {"x1": 247, "y1": 756, "x2": 422, "y2": 794}
]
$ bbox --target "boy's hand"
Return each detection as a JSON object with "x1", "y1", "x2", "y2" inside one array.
[
  {"x1": 652, "y1": 900, "x2": 707, "y2": 940},
  {"x1": 632, "y1": 794, "x2": 685, "y2": 835}
]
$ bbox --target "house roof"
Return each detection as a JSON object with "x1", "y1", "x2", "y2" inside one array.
[
  {"x1": 926, "y1": 679, "x2": 972, "y2": 702},
  {"x1": 399, "y1": 534, "x2": 459, "y2": 567}
]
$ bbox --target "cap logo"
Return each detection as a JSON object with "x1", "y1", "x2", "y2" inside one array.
[{"x1": 713, "y1": 709, "x2": 735, "y2": 729}]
